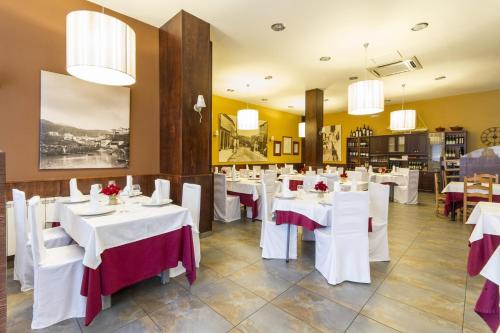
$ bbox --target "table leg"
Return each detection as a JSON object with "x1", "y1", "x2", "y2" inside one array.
[
  {"x1": 389, "y1": 185, "x2": 394, "y2": 202},
  {"x1": 102, "y1": 295, "x2": 111, "y2": 310},
  {"x1": 160, "y1": 269, "x2": 170, "y2": 285},
  {"x1": 286, "y1": 224, "x2": 290, "y2": 263},
  {"x1": 451, "y1": 200, "x2": 456, "y2": 221}
]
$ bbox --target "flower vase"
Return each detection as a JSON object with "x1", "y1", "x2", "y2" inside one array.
[
  {"x1": 318, "y1": 191, "x2": 326, "y2": 199},
  {"x1": 108, "y1": 195, "x2": 119, "y2": 205}
]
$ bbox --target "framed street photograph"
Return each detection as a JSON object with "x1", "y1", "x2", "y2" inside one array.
[
  {"x1": 282, "y1": 136, "x2": 292, "y2": 155},
  {"x1": 273, "y1": 141, "x2": 281, "y2": 156},
  {"x1": 293, "y1": 141, "x2": 299, "y2": 155}
]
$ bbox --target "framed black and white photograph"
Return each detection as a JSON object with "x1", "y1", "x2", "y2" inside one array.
[
  {"x1": 282, "y1": 136, "x2": 292, "y2": 155},
  {"x1": 39, "y1": 71, "x2": 130, "y2": 169},
  {"x1": 218, "y1": 113, "x2": 268, "y2": 162},
  {"x1": 322, "y1": 124, "x2": 342, "y2": 162},
  {"x1": 293, "y1": 141, "x2": 300, "y2": 155},
  {"x1": 273, "y1": 141, "x2": 281, "y2": 156}
]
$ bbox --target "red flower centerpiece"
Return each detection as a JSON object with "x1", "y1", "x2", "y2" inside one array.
[
  {"x1": 314, "y1": 181, "x2": 329, "y2": 198},
  {"x1": 101, "y1": 183, "x2": 121, "y2": 205},
  {"x1": 340, "y1": 170, "x2": 348, "y2": 179},
  {"x1": 379, "y1": 167, "x2": 387, "y2": 174}
]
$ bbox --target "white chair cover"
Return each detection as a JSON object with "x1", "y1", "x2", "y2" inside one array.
[
  {"x1": 152, "y1": 179, "x2": 170, "y2": 202},
  {"x1": 12, "y1": 190, "x2": 72, "y2": 292},
  {"x1": 354, "y1": 167, "x2": 369, "y2": 182},
  {"x1": 239, "y1": 169, "x2": 250, "y2": 178},
  {"x1": 171, "y1": 183, "x2": 202, "y2": 277},
  {"x1": 303, "y1": 175, "x2": 317, "y2": 191},
  {"x1": 213, "y1": 174, "x2": 241, "y2": 222},
  {"x1": 394, "y1": 170, "x2": 419, "y2": 204},
  {"x1": 314, "y1": 191, "x2": 370, "y2": 285},
  {"x1": 281, "y1": 167, "x2": 292, "y2": 175},
  {"x1": 261, "y1": 180, "x2": 298, "y2": 259},
  {"x1": 253, "y1": 165, "x2": 261, "y2": 175},
  {"x1": 317, "y1": 168, "x2": 324, "y2": 174},
  {"x1": 306, "y1": 170, "x2": 316, "y2": 175},
  {"x1": 323, "y1": 174, "x2": 340, "y2": 190},
  {"x1": 368, "y1": 182, "x2": 390, "y2": 261},
  {"x1": 337, "y1": 167, "x2": 344, "y2": 174},
  {"x1": 268, "y1": 164, "x2": 277, "y2": 171},
  {"x1": 347, "y1": 170, "x2": 362, "y2": 182},
  {"x1": 28, "y1": 197, "x2": 86, "y2": 329}
]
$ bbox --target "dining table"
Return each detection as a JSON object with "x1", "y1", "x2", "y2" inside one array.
[
  {"x1": 442, "y1": 181, "x2": 500, "y2": 221},
  {"x1": 277, "y1": 174, "x2": 368, "y2": 192},
  {"x1": 53, "y1": 195, "x2": 197, "y2": 325},
  {"x1": 226, "y1": 177, "x2": 261, "y2": 219},
  {"x1": 466, "y1": 202, "x2": 500, "y2": 332}
]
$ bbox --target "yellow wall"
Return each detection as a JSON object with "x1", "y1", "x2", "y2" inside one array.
[
  {"x1": 212, "y1": 95, "x2": 302, "y2": 165},
  {"x1": 324, "y1": 89, "x2": 500, "y2": 163}
]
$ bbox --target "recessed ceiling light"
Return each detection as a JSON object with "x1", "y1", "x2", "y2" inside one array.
[
  {"x1": 227, "y1": 88, "x2": 234, "y2": 92},
  {"x1": 435, "y1": 76, "x2": 446, "y2": 80},
  {"x1": 288, "y1": 105, "x2": 294, "y2": 108},
  {"x1": 261, "y1": 98, "x2": 268, "y2": 101},
  {"x1": 411, "y1": 22, "x2": 429, "y2": 31},
  {"x1": 324, "y1": 99, "x2": 329, "y2": 102},
  {"x1": 319, "y1": 56, "x2": 331, "y2": 62},
  {"x1": 264, "y1": 75, "x2": 273, "y2": 80},
  {"x1": 271, "y1": 23, "x2": 285, "y2": 32},
  {"x1": 349, "y1": 76, "x2": 358, "y2": 80}
]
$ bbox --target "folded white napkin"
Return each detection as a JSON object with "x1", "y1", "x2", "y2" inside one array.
[
  {"x1": 351, "y1": 178, "x2": 358, "y2": 192},
  {"x1": 334, "y1": 181, "x2": 341, "y2": 192},
  {"x1": 121, "y1": 175, "x2": 133, "y2": 196},
  {"x1": 368, "y1": 165, "x2": 374, "y2": 173},
  {"x1": 151, "y1": 179, "x2": 163, "y2": 203},
  {"x1": 309, "y1": 166, "x2": 312, "y2": 172},
  {"x1": 246, "y1": 164, "x2": 249, "y2": 170},
  {"x1": 214, "y1": 167, "x2": 219, "y2": 174},
  {"x1": 315, "y1": 175, "x2": 321, "y2": 184},
  {"x1": 260, "y1": 170, "x2": 265, "y2": 180},
  {"x1": 391, "y1": 165, "x2": 396, "y2": 173},
  {"x1": 282, "y1": 175, "x2": 290, "y2": 195},
  {"x1": 231, "y1": 168, "x2": 237, "y2": 180},
  {"x1": 89, "y1": 184, "x2": 101, "y2": 212},
  {"x1": 69, "y1": 178, "x2": 83, "y2": 202}
]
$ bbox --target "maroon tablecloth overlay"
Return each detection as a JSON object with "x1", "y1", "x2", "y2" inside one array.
[
  {"x1": 275, "y1": 210, "x2": 373, "y2": 232},
  {"x1": 288, "y1": 180, "x2": 303, "y2": 191},
  {"x1": 467, "y1": 233, "x2": 500, "y2": 332},
  {"x1": 227, "y1": 191, "x2": 258, "y2": 219},
  {"x1": 81, "y1": 225, "x2": 196, "y2": 325},
  {"x1": 444, "y1": 192, "x2": 500, "y2": 216}
]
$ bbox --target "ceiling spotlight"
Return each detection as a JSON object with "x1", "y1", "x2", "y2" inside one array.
[
  {"x1": 288, "y1": 105, "x2": 294, "y2": 108},
  {"x1": 261, "y1": 98, "x2": 268, "y2": 101},
  {"x1": 264, "y1": 75, "x2": 273, "y2": 80},
  {"x1": 435, "y1": 76, "x2": 446, "y2": 80},
  {"x1": 227, "y1": 88, "x2": 234, "y2": 92},
  {"x1": 349, "y1": 76, "x2": 358, "y2": 80},
  {"x1": 271, "y1": 23, "x2": 286, "y2": 32},
  {"x1": 411, "y1": 22, "x2": 429, "y2": 31},
  {"x1": 319, "y1": 56, "x2": 331, "y2": 62}
]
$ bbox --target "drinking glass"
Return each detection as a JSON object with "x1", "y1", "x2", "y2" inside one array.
[
  {"x1": 108, "y1": 180, "x2": 116, "y2": 186},
  {"x1": 297, "y1": 185, "x2": 304, "y2": 198},
  {"x1": 132, "y1": 184, "x2": 141, "y2": 196}
]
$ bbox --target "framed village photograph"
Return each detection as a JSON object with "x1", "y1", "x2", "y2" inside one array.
[
  {"x1": 282, "y1": 136, "x2": 292, "y2": 155},
  {"x1": 322, "y1": 124, "x2": 342, "y2": 162},
  {"x1": 273, "y1": 141, "x2": 281, "y2": 156},
  {"x1": 39, "y1": 71, "x2": 130, "y2": 169},
  {"x1": 293, "y1": 141, "x2": 300, "y2": 155}
]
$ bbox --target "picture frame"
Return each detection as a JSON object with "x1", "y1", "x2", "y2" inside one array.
[
  {"x1": 293, "y1": 141, "x2": 300, "y2": 155},
  {"x1": 273, "y1": 141, "x2": 282, "y2": 156},
  {"x1": 282, "y1": 136, "x2": 292, "y2": 155}
]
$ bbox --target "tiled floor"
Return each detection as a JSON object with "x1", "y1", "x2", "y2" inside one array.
[{"x1": 6, "y1": 193, "x2": 492, "y2": 333}]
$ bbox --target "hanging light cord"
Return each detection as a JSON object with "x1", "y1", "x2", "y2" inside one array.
[
  {"x1": 401, "y1": 83, "x2": 406, "y2": 110},
  {"x1": 363, "y1": 43, "x2": 369, "y2": 81}
]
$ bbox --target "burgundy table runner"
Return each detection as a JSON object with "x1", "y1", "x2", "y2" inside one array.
[
  {"x1": 444, "y1": 192, "x2": 500, "y2": 216},
  {"x1": 81, "y1": 225, "x2": 196, "y2": 325},
  {"x1": 467, "y1": 233, "x2": 500, "y2": 332},
  {"x1": 227, "y1": 191, "x2": 258, "y2": 219},
  {"x1": 275, "y1": 210, "x2": 373, "y2": 232}
]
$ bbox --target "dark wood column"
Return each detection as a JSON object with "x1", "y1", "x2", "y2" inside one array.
[
  {"x1": 304, "y1": 89, "x2": 324, "y2": 167},
  {"x1": 0, "y1": 151, "x2": 6, "y2": 332},
  {"x1": 159, "y1": 11, "x2": 213, "y2": 233}
]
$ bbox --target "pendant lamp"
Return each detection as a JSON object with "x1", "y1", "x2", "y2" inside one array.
[
  {"x1": 237, "y1": 84, "x2": 259, "y2": 130},
  {"x1": 390, "y1": 84, "x2": 416, "y2": 131},
  {"x1": 66, "y1": 10, "x2": 136, "y2": 86}
]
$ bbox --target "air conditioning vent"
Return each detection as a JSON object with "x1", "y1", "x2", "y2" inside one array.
[{"x1": 368, "y1": 56, "x2": 422, "y2": 78}]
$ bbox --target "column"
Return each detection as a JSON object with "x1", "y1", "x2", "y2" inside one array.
[{"x1": 304, "y1": 89, "x2": 324, "y2": 167}]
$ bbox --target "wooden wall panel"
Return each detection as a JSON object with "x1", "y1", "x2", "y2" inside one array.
[
  {"x1": 304, "y1": 89, "x2": 324, "y2": 167},
  {"x1": 0, "y1": 151, "x2": 6, "y2": 333}
]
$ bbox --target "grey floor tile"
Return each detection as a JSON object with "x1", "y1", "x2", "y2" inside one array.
[
  {"x1": 78, "y1": 300, "x2": 146, "y2": 333},
  {"x1": 112, "y1": 316, "x2": 161, "y2": 333},
  {"x1": 346, "y1": 315, "x2": 400, "y2": 333}
]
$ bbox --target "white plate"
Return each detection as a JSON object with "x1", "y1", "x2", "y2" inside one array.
[
  {"x1": 308, "y1": 189, "x2": 330, "y2": 193},
  {"x1": 121, "y1": 191, "x2": 142, "y2": 197},
  {"x1": 274, "y1": 193, "x2": 296, "y2": 199},
  {"x1": 226, "y1": 178, "x2": 240, "y2": 182},
  {"x1": 141, "y1": 199, "x2": 173, "y2": 207},
  {"x1": 318, "y1": 199, "x2": 333, "y2": 206},
  {"x1": 59, "y1": 196, "x2": 90, "y2": 204},
  {"x1": 77, "y1": 206, "x2": 116, "y2": 216}
]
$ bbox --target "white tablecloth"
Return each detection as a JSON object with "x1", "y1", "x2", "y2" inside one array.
[
  {"x1": 272, "y1": 192, "x2": 331, "y2": 227},
  {"x1": 340, "y1": 181, "x2": 368, "y2": 191},
  {"x1": 466, "y1": 202, "x2": 500, "y2": 284},
  {"x1": 278, "y1": 174, "x2": 305, "y2": 181},
  {"x1": 226, "y1": 178, "x2": 260, "y2": 201},
  {"x1": 442, "y1": 182, "x2": 500, "y2": 195},
  {"x1": 53, "y1": 196, "x2": 193, "y2": 269},
  {"x1": 374, "y1": 173, "x2": 407, "y2": 186}
]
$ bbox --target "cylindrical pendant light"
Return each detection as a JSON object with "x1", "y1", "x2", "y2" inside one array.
[
  {"x1": 66, "y1": 10, "x2": 136, "y2": 86},
  {"x1": 348, "y1": 43, "x2": 384, "y2": 115},
  {"x1": 390, "y1": 110, "x2": 416, "y2": 131},
  {"x1": 298, "y1": 122, "x2": 305, "y2": 138},
  {"x1": 237, "y1": 109, "x2": 259, "y2": 130}
]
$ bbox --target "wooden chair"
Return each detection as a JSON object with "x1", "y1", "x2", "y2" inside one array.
[
  {"x1": 473, "y1": 173, "x2": 499, "y2": 184},
  {"x1": 463, "y1": 176, "x2": 493, "y2": 223},
  {"x1": 434, "y1": 173, "x2": 447, "y2": 217}
]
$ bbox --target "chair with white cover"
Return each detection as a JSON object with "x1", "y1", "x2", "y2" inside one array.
[
  {"x1": 213, "y1": 174, "x2": 241, "y2": 222},
  {"x1": 261, "y1": 180, "x2": 298, "y2": 259},
  {"x1": 252, "y1": 165, "x2": 261, "y2": 175},
  {"x1": 314, "y1": 191, "x2": 370, "y2": 285},
  {"x1": 317, "y1": 168, "x2": 324, "y2": 174},
  {"x1": 354, "y1": 167, "x2": 369, "y2": 182},
  {"x1": 338, "y1": 167, "x2": 344, "y2": 174},
  {"x1": 153, "y1": 179, "x2": 170, "y2": 200},
  {"x1": 394, "y1": 170, "x2": 419, "y2": 204},
  {"x1": 170, "y1": 183, "x2": 202, "y2": 277},
  {"x1": 12, "y1": 189, "x2": 73, "y2": 292},
  {"x1": 368, "y1": 182, "x2": 390, "y2": 261},
  {"x1": 303, "y1": 175, "x2": 317, "y2": 191},
  {"x1": 28, "y1": 196, "x2": 86, "y2": 329},
  {"x1": 281, "y1": 167, "x2": 292, "y2": 175},
  {"x1": 347, "y1": 170, "x2": 362, "y2": 182},
  {"x1": 268, "y1": 164, "x2": 277, "y2": 171},
  {"x1": 323, "y1": 174, "x2": 340, "y2": 190},
  {"x1": 306, "y1": 170, "x2": 316, "y2": 175}
]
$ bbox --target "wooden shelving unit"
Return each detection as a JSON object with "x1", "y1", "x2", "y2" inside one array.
[
  {"x1": 443, "y1": 130, "x2": 467, "y2": 185},
  {"x1": 347, "y1": 136, "x2": 370, "y2": 167}
]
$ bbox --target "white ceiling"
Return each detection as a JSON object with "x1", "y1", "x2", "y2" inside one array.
[{"x1": 89, "y1": 0, "x2": 500, "y2": 115}]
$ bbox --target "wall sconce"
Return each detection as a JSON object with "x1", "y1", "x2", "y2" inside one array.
[
  {"x1": 213, "y1": 130, "x2": 219, "y2": 137},
  {"x1": 269, "y1": 135, "x2": 275, "y2": 142},
  {"x1": 193, "y1": 95, "x2": 206, "y2": 123},
  {"x1": 298, "y1": 122, "x2": 305, "y2": 138}
]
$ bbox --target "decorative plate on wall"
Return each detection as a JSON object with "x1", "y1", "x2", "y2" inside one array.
[{"x1": 481, "y1": 127, "x2": 500, "y2": 147}]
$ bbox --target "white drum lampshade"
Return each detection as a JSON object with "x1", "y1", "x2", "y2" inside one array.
[
  {"x1": 237, "y1": 109, "x2": 259, "y2": 130},
  {"x1": 66, "y1": 10, "x2": 136, "y2": 86},
  {"x1": 390, "y1": 109, "x2": 416, "y2": 131},
  {"x1": 298, "y1": 122, "x2": 305, "y2": 138},
  {"x1": 348, "y1": 80, "x2": 384, "y2": 115}
]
